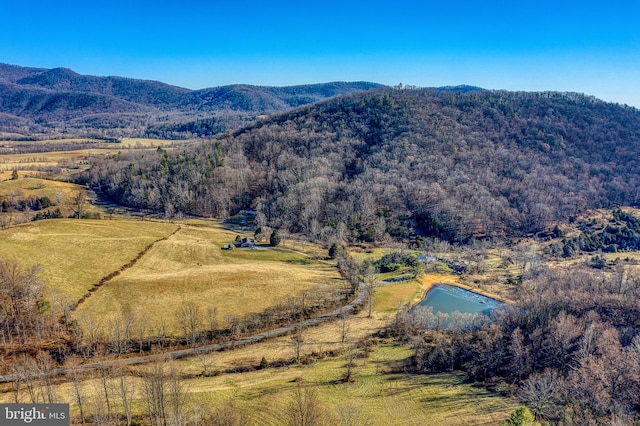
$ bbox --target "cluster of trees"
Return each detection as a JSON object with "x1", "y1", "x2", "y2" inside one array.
[
  {"x1": 0, "y1": 192, "x2": 64, "y2": 229},
  {"x1": 374, "y1": 251, "x2": 421, "y2": 273},
  {"x1": 553, "y1": 209, "x2": 640, "y2": 257},
  {"x1": 88, "y1": 88, "x2": 640, "y2": 243},
  {"x1": 389, "y1": 266, "x2": 640, "y2": 424},
  {"x1": 0, "y1": 259, "x2": 62, "y2": 347},
  {"x1": 0, "y1": 188, "x2": 91, "y2": 227},
  {"x1": 1, "y1": 194, "x2": 53, "y2": 212}
]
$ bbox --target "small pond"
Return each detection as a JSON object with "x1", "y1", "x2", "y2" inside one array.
[{"x1": 412, "y1": 284, "x2": 502, "y2": 329}]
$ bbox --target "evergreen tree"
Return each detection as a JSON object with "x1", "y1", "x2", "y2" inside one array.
[
  {"x1": 270, "y1": 229, "x2": 281, "y2": 247},
  {"x1": 328, "y1": 243, "x2": 339, "y2": 259}
]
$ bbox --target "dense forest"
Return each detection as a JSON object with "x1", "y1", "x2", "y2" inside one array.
[{"x1": 87, "y1": 88, "x2": 640, "y2": 242}]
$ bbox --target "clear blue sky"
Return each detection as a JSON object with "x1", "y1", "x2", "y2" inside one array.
[{"x1": 2, "y1": 0, "x2": 639, "y2": 106}]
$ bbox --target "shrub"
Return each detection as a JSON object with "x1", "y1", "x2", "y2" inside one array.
[{"x1": 259, "y1": 356, "x2": 269, "y2": 369}]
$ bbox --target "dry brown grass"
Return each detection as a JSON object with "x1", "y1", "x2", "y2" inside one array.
[
  {"x1": 0, "y1": 177, "x2": 74, "y2": 197},
  {"x1": 0, "y1": 150, "x2": 91, "y2": 171},
  {"x1": 117, "y1": 138, "x2": 175, "y2": 147},
  {"x1": 72, "y1": 223, "x2": 345, "y2": 337},
  {"x1": 0, "y1": 218, "x2": 178, "y2": 302},
  {"x1": 0, "y1": 235, "x2": 516, "y2": 425}
]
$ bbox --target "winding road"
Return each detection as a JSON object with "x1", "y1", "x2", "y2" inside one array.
[{"x1": 0, "y1": 281, "x2": 365, "y2": 383}]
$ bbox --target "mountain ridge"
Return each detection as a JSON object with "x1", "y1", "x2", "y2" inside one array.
[{"x1": 0, "y1": 63, "x2": 385, "y2": 138}]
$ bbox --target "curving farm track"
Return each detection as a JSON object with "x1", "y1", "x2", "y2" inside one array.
[{"x1": 0, "y1": 281, "x2": 364, "y2": 383}]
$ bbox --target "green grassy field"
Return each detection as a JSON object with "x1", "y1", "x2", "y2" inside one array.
[{"x1": 178, "y1": 341, "x2": 515, "y2": 425}]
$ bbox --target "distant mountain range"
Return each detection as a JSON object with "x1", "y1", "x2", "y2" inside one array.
[{"x1": 0, "y1": 63, "x2": 386, "y2": 139}]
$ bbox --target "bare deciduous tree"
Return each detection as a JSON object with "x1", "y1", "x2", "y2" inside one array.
[
  {"x1": 285, "y1": 384, "x2": 326, "y2": 426},
  {"x1": 338, "y1": 311, "x2": 350, "y2": 344},
  {"x1": 66, "y1": 357, "x2": 87, "y2": 425},
  {"x1": 115, "y1": 366, "x2": 134, "y2": 426},
  {"x1": 175, "y1": 301, "x2": 202, "y2": 346},
  {"x1": 142, "y1": 359, "x2": 188, "y2": 426},
  {"x1": 291, "y1": 326, "x2": 305, "y2": 364}
]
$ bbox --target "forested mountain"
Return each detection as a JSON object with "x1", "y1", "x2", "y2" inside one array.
[
  {"x1": 87, "y1": 88, "x2": 640, "y2": 242},
  {"x1": 0, "y1": 63, "x2": 382, "y2": 138}
]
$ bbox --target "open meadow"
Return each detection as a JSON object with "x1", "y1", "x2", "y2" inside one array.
[
  {"x1": 0, "y1": 218, "x2": 178, "y2": 303},
  {"x1": 71, "y1": 223, "x2": 346, "y2": 338}
]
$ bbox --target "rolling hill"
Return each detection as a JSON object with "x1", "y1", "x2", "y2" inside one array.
[{"x1": 87, "y1": 87, "x2": 640, "y2": 242}]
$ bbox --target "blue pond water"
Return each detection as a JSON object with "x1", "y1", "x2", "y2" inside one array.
[
  {"x1": 417, "y1": 284, "x2": 501, "y2": 315},
  {"x1": 412, "y1": 284, "x2": 502, "y2": 329}
]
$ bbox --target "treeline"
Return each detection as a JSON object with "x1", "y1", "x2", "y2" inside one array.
[
  {"x1": 0, "y1": 140, "x2": 114, "y2": 155},
  {"x1": 1, "y1": 195, "x2": 53, "y2": 212},
  {"x1": 87, "y1": 88, "x2": 640, "y2": 243},
  {"x1": 388, "y1": 266, "x2": 640, "y2": 424}
]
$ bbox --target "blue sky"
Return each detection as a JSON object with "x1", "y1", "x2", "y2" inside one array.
[{"x1": 2, "y1": 1, "x2": 640, "y2": 106}]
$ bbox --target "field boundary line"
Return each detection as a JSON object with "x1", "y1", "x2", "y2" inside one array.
[{"x1": 67, "y1": 225, "x2": 182, "y2": 313}]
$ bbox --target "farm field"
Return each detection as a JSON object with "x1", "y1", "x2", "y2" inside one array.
[
  {"x1": 108, "y1": 342, "x2": 516, "y2": 425},
  {"x1": 0, "y1": 149, "x2": 96, "y2": 174},
  {"x1": 183, "y1": 341, "x2": 515, "y2": 426},
  {"x1": 0, "y1": 138, "x2": 178, "y2": 180},
  {"x1": 0, "y1": 290, "x2": 516, "y2": 425},
  {"x1": 0, "y1": 218, "x2": 178, "y2": 303},
  {"x1": 72, "y1": 222, "x2": 346, "y2": 338}
]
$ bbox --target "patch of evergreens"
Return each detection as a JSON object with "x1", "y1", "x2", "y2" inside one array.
[{"x1": 560, "y1": 209, "x2": 640, "y2": 257}]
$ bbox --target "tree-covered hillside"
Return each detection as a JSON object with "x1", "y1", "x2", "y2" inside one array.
[
  {"x1": 87, "y1": 88, "x2": 640, "y2": 242},
  {"x1": 0, "y1": 64, "x2": 382, "y2": 138}
]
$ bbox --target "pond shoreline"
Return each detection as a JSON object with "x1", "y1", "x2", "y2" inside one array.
[{"x1": 410, "y1": 274, "x2": 512, "y2": 310}]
